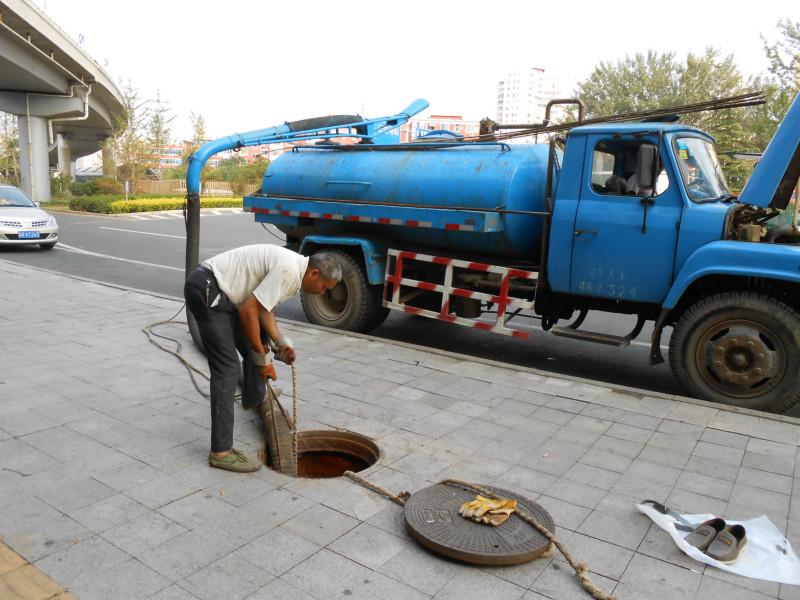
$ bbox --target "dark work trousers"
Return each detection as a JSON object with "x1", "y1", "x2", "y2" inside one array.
[{"x1": 184, "y1": 265, "x2": 266, "y2": 452}]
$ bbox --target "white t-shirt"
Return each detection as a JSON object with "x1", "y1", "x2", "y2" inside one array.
[{"x1": 203, "y1": 245, "x2": 309, "y2": 310}]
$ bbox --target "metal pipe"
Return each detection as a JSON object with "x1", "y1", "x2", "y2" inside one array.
[
  {"x1": 484, "y1": 92, "x2": 765, "y2": 140},
  {"x1": 252, "y1": 193, "x2": 551, "y2": 217},
  {"x1": 48, "y1": 85, "x2": 92, "y2": 143},
  {"x1": 24, "y1": 95, "x2": 35, "y2": 201}
]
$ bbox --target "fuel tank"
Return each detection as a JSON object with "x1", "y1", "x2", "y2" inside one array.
[{"x1": 262, "y1": 143, "x2": 553, "y2": 260}]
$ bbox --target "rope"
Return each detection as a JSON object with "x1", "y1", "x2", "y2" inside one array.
[
  {"x1": 343, "y1": 471, "x2": 616, "y2": 600},
  {"x1": 142, "y1": 319, "x2": 210, "y2": 400},
  {"x1": 343, "y1": 470, "x2": 409, "y2": 506},
  {"x1": 291, "y1": 363, "x2": 298, "y2": 476},
  {"x1": 440, "y1": 479, "x2": 616, "y2": 600}
]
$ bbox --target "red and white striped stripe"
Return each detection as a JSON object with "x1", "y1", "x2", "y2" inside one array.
[{"x1": 383, "y1": 249, "x2": 538, "y2": 339}]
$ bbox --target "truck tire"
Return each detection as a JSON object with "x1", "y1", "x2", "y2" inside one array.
[
  {"x1": 669, "y1": 292, "x2": 800, "y2": 413},
  {"x1": 301, "y1": 249, "x2": 389, "y2": 333}
]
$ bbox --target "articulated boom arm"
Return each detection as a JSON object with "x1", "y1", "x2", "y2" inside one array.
[
  {"x1": 183, "y1": 99, "x2": 429, "y2": 276},
  {"x1": 185, "y1": 99, "x2": 428, "y2": 196}
]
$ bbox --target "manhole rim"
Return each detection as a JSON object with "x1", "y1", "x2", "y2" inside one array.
[{"x1": 296, "y1": 429, "x2": 383, "y2": 477}]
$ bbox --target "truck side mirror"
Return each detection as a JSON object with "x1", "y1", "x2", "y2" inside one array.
[{"x1": 637, "y1": 144, "x2": 657, "y2": 193}]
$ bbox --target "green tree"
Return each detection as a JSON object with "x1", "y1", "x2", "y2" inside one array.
[
  {"x1": 104, "y1": 79, "x2": 150, "y2": 188},
  {"x1": 0, "y1": 112, "x2": 19, "y2": 185},
  {"x1": 750, "y1": 18, "x2": 800, "y2": 149},
  {"x1": 146, "y1": 90, "x2": 175, "y2": 174},
  {"x1": 763, "y1": 19, "x2": 800, "y2": 108},
  {"x1": 185, "y1": 111, "x2": 211, "y2": 186},
  {"x1": 189, "y1": 111, "x2": 206, "y2": 149},
  {"x1": 576, "y1": 48, "x2": 755, "y2": 189}
]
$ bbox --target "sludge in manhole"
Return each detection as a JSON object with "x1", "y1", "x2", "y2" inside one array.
[
  {"x1": 297, "y1": 449, "x2": 370, "y2": 478},
  {"x1": 259, "y1": 391, "x2": 381, "y2": 477},
  {"x1": 296, "y1": 430, "x2": 381, "y2": 478}
]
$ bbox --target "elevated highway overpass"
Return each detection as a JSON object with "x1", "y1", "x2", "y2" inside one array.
[{"x1": 0, "y1": 0, "x2": 124, "y2": 201}]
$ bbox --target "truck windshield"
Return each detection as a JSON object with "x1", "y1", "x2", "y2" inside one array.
[{"x1": 674, "y1": 137, "x2": 730, "y2": 203}]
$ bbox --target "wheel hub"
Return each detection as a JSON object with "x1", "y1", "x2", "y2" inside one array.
[{"x1": 700, "y1": 321, "x2": 786, "y2": 397}]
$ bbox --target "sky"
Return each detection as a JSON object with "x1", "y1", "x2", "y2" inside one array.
[{"x1": 30, "y1": 0, "x2": 796, "y2": 141}]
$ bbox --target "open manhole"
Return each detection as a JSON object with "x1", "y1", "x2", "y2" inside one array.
[
  {"x1": 259, "y1": 389, "x2": 381, "y2": 477},
  {"x1": 296, "y1": 430, "x2": 381, "y2": 478}
]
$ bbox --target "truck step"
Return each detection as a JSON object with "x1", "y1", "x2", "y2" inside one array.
[{"x1": 550, "y1": 326, "x2": 631, "y2": 347}]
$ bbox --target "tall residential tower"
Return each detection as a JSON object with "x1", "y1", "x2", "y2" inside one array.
[{"x1": 496, "y1": 67, "x2": 562, "y2": 125}]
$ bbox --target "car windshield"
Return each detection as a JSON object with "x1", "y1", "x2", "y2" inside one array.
[
  {"x1": 0, "y1": 187, "x2": 36, "y2": 207},
  {"x1": 674, "y1": 137, "x2": 730, "y2": 202}
]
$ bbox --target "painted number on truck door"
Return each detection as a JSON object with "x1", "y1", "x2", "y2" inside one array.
[{"x1": 577, "y1": 269, "x2": 639, "y2": 299}]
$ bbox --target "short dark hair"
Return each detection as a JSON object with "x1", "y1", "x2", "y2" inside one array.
[{"x1": 308, "y1": 252, "x2": 343, "y2": 282}]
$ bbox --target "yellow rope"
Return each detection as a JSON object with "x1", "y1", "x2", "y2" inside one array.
[{"x1": 291, "y1": 363, "x2": 298, "y2": 476}]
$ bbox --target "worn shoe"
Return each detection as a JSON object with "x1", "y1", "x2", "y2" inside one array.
[
  {"x1": 208, "y1": 448, "x2": 261, "y2": 472},
  {"x1": 705, "y1": 524, "x2": 747, "y2": 563},
  {"x1": 685, "y1": 518, "x2": 726, "y2": 551}
]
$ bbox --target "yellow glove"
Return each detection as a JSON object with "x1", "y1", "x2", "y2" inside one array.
[{"x1": 459, "y1": 495, "x2": 517, "y2": 526}]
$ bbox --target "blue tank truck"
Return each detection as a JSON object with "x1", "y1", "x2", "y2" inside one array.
[{"x1": 185, "y1": 94, "x2": 800, "y2": 413}]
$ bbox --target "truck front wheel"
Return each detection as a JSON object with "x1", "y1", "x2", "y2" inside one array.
[
  {"x1": 669, "y1": 292, "x2": 800, "y2": 413},
  {"x1": 301, "y1": 249, "x2": 389, "y2": 333}
]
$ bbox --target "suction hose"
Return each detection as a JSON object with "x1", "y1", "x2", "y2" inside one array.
[{"x1": 183, "y1": 115, "x2": 363, "y2": 348}]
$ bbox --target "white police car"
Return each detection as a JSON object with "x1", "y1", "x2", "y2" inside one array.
[{"x1": 0, "y1": 184, "x2": 59, "y2": 249}]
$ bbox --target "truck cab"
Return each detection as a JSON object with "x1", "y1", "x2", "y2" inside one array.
[{"x1": 542, "y1": 96, "x2": 800, "y2": 413}]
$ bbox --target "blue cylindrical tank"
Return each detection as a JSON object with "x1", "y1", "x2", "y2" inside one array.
[{"x1": 262, "y1": 143, "x2": 553, "y2": 260}]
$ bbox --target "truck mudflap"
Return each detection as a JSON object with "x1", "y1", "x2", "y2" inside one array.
[{"x1": 383, "y1": 248, "x2": 538, "y2": 339}]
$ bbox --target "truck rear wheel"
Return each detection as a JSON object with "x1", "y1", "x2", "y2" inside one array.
[
  {"x1": 669, "y1": 292, "x2": 800, "y2": 413},
  {"x1": 301, "y1": 249, "x2": 389, "y2": 333}
]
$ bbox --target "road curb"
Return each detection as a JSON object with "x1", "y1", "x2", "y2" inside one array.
[{"x1": 4, "y1": 258, "x2": 798, "y2": 427}]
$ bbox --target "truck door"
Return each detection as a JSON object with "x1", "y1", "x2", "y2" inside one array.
[{"x1": 570, "y1": 134, "x2": 682, "y2": 303}]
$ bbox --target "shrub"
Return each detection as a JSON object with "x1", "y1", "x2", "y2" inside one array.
[
  {"x1": 69, "y1": 195, "x2": 115, "y2": 212},
  {"x1": 95, "y1": 177, "x2": 124, "y2": 195},
  {"x1": 108, "y1": 197, "x2": 242, "y2": 213},
  {"x1": 68, "y1": 195, "x2": 242, "y2": 213},
  {"x1": 68, "y1": 179, "x2": 99, "y2": 196}
]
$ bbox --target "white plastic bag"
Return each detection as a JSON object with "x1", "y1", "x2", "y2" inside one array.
[{"x1": 636, "y1": 502, "x2": 800, "y2": 585}]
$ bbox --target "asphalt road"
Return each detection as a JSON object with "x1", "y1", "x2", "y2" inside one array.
[{"x1": 2, "y1": 208, "x2": 684, "y2": 398}]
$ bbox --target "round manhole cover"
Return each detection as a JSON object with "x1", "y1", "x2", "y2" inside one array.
[{"x1": 404, "y1": 482, "x2": 554, "y2": 566}]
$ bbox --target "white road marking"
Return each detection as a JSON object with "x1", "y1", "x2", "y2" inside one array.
[
  {"x1": 99, "y1": 226, "x2": 185, "y2": 239},
  {"x1": 57, "y1": 243, "x2": 183, "y2": 271}
]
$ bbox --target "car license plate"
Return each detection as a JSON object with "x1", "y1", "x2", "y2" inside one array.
[{"x1": 18, "y1": 230, "x2": 40, "y2": 239}]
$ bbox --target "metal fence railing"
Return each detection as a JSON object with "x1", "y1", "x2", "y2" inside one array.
[{"x1": 135, "y1": 179, "x2": 259, "y2": 197}]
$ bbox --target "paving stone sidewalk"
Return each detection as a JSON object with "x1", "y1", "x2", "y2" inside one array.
[{"x1": 1, "y1": 258, "x2": 799, "y2": 600}]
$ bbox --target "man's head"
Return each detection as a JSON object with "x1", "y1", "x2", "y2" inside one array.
[{"x1": 302, "y1": 252, "x2": 342, "y2": 294}]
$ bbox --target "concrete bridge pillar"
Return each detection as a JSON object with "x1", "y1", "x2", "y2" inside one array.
[
  {"x1": 57, "y1": 133, "x2": 72, "y2": 180},
  {"x1": 17, "y1": 115, "x2": 51, "y2": 203},
  {"x1": 0, "y1": 90, "x2": 87, "y2": 202}
]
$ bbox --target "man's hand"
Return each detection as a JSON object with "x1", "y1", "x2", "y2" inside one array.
[
  {"x1": 259, "y1": 363, "x2": 277, "y2": 380},
  {"x1": 278, "y1": 347, "x2": 296, "y2": 365}
]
